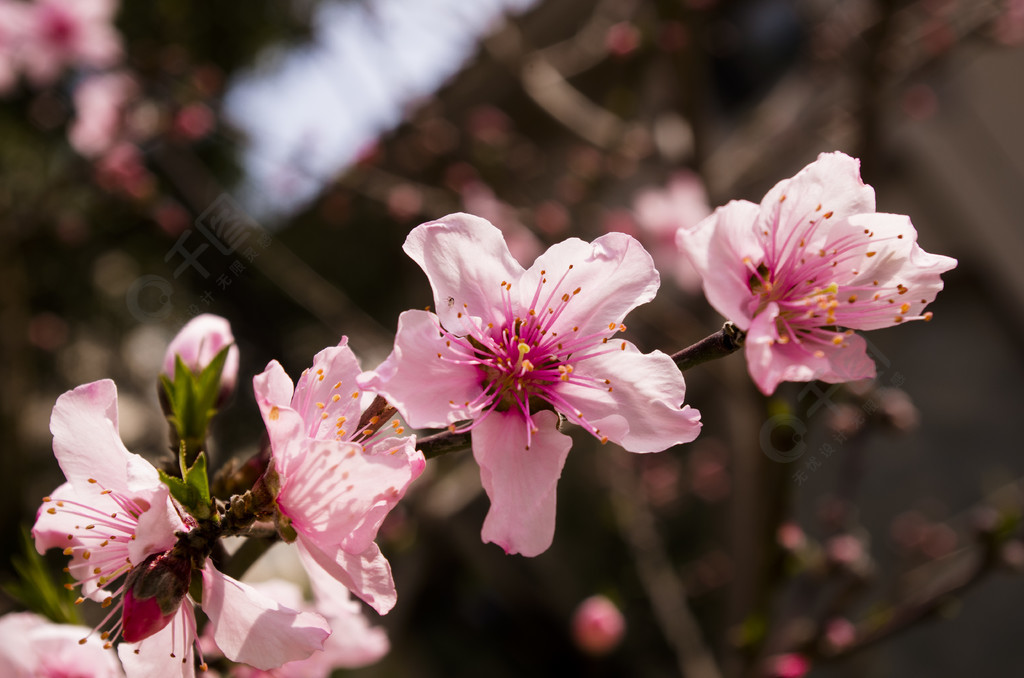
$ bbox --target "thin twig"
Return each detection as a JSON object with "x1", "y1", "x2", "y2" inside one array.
[{"x1": 604, "y1": 453, "x2": 725, "y2": 678}]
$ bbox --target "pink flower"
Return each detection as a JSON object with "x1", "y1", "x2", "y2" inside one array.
[
  {"x1": 0, "y1": 611, "x2": 125, "y2": 678},
  {"x1": 766, "y1": 653, "x2": 811, "y2": 678},
  {"x1": 677, "y1": 152, "x2": 957, "y2": 395},
  {"x1": 572, "y1": 595, "x2": 626, "y2": 656},
  {"x1": 0, "y1": 1, "x2": 26, "y2": 95},
  {"x1": 68, "y1": 71, "x2": 137, "y2": 158},
  {"x1": 254, "y1": 339, "x2": 425, "y2": 614},
  {"x1": 32, "y1": 380, "x2": 330, "y2": 677},
  {"x1": 18, "y1": 0, "x2": 122, "y2": 87},
  {"x1": 632, "y1": 170, "x2": 711, "y2": 293},
  {"x1": 358, "y1": 213, "x2": 702, "y2": 556},
  {"x1": 163, "y1": 313, "x2": 240, "y2": 397}
]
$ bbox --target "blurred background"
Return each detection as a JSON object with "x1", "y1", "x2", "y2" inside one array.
[{"x1": 2, "y1": 0, "x2": 1024, "y2": 676}]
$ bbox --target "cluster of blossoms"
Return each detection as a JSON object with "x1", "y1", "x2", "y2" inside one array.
[
  {"x1": 19, "y1": 151, "x2": 955, "y2": 675},
  {"x1": 1, "y1": 0, "x2": 215, "y2": 201},
  {"x1": 0, "y1": 0, "x2": 121, "y2": 93}
]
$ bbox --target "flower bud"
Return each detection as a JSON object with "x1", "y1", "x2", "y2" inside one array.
[
  {"x1": 163, "y1": 314, "x2": 239, "y2": 400},
  {"x1": 766, "y1": 653, "x2": 811, "y2": 678},
  {"x1": 572, "y1": 595, "x2": 625, "y2": 656},
  {"x1": 121, "y1": 550, "x2": 192, "y2": 643}
]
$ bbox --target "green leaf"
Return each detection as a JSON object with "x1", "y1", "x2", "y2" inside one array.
[
  {"x1": 160, "y1": 447, "x2": 214, "y2": 521},
  {"x1": 161, "y1": 345, "x2": 234, "y2": 470},
  {"x1": 2, "y1": 527, "x2": 82, "y2": 625}
]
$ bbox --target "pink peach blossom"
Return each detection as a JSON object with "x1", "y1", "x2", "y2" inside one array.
[
  {"x1": 0, "y1": 1, "x2": 25, "y2": 95},
  {"x1": 254, "y1": 339, "x2": 425, "y2": 614},
  {"x1": 33, "y1": 380, "x2": 330, "y2": 678},
  {"x1": 0, "y1": 611, "x2": 126, "y2": 678},
  {"x1": 68, "y1": 71, "x2": 137, "y2": 157},
  {"x1": 632, "y1": 170, "x2": 711, "y2": 292},
  {"x1": 677, "y1": 152, "x2": 956, "y2": 394},
  {"x1": 18, "y1": 0, "x2": 122, "y2": 87},
  {"x1": 359, "y1": 214, "x2": 701, "y2": 556}
]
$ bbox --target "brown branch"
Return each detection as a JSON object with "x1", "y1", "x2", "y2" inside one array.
[{"x1": 671, "y1": 322, "x2": 746, "y2": 372}]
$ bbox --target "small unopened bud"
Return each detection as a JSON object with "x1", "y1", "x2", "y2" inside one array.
[
  {"x1": 766, "y1": 653, "x2": 811, "y2": 678},
  {"x1": 823, "y1": 617, "x2": 856, "y2": 652},
  {"x1": 777, "y1": 522, "x2": 806, "y2": 552},
  {"x1": 572, "y1": 595, "x2": 625, "y2": 656},
  {"x1": 121, "y1": 550, "x2": 192, "y2": 643},
  {"x1": 162, "y1": 314, "x2": 239, "y2": 400}
]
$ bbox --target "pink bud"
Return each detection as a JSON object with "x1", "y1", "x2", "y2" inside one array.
[
  {"x1": 766, "y1": 653, "x2": 810, "y2": 678},
  {"x1": 776, "y1": 522, "x2": 806, "y2": 551},
  {"x1": 163, "y1": 313, "x2": 239, "y2": 397},
  {"x1": 824, "y1": 618, "x2": 856, "y2": 652},
  {"x1": 121, "y1": 551, "x2": 191, "y2": 643},
  {"x1": 572, "y1": 595, "x2": 625, "y2": 656}
]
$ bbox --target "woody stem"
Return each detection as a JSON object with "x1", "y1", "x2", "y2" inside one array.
[{"x1": 418, "y1": 323, "x2": 745, "y2": 460}]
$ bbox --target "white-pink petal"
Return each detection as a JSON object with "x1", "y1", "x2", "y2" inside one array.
[
  {"x1": 557, "y1": 343, "x2": 702, "y2": 452},
  {"x1": 357, "y1": 309, "x2": 485, "y2": 429},
  {"x1": 521, "y1": 232, "x2": 660, "y2": 336},
  {"x1": 49, "y1": 379, "x2": 160, "y2": 495},
  {"x1": 678, "y1": 200, "x2": 765, "y2": 330},
  {"x1": 403, "y1": 212, "x2": 524, "y2": 329}
]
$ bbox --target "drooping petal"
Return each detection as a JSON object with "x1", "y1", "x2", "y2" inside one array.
[
  {"x1": 357, "y1": 309, "x2": 486, "y2": 429},
  {"x1": 520, "y1": 232, "x2": 661, "y2": 336},
  {"x1": 745, "y1": 302, "x2": 876, "y2": 395},
  {"x1": 201, "y1": 561, "x2": 330, "y2": 670},
  {"x1": 473, "y1": 410, "x2": 572, "y2": 557},
  {"x1": 678, "y1": 200, "x2": 764, "y2": 329},
  {"x1": 404, "y1": 212, "x2": 524, "y2": 329},
  {"x1": 557, "y1": 343, "x2": 702, "y2": 452},
  {"x1": 296, "y1": 539, "x2": 397, "y2": 615},
  {"x1": 49, "y1": 380, "x2": 160, "y2": 495},
  {"x1": 118, "y1": 604, "x2": 197, "y2": 678}
]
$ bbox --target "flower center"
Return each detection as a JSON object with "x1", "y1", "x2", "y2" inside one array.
[{"x1": 438, "y1": 266, "x2": 625, "y2": 448}]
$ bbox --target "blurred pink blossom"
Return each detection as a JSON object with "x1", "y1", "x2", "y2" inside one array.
[
  {"x1": 459, "y1": 180, "x2": 543, "y2": 264},
  {"x1": 766, "y1": 653, "x2": 810, "y2": 678},
  {"x1": 68, "y1": 71, "x2": 137, "y2": 157},
  {"x1": 632, "y1": 170, "x2": 711, "y2": 293},
  {"x1": 572, "y1": 595, "x2": 625, "y2": 656},
  {"x1": 0, "y1": 1, "x2": 26, "y2": 95},
  {"x1": 0, "y1": 611, "x2": 125, "y2": 678},
  {"x1": 18, "y1": 0, "x2": 122, "y2": 87},
  {"x1": 173, "y1": 102, "x2": 216, "y2": 141}
]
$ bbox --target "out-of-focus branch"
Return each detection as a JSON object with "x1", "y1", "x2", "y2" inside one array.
[
  {"x1": 604, "y1": 453, "x2": 725, "y2": 678},
  {"x1": 485, "y1": 22, "x2": 631, "y2": 149}
]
